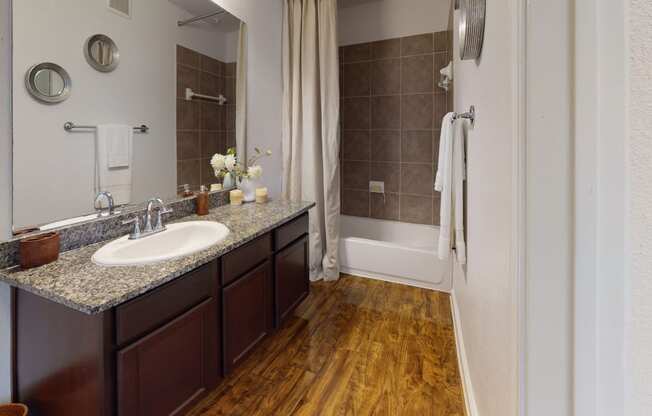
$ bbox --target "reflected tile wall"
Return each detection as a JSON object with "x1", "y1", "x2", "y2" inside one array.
[
  {"x1": 339, "y1": 31, "x2": 453, "y2": 225},
  {"x1": 177, "y1": 46, "x2": 236, "y2": 192}
]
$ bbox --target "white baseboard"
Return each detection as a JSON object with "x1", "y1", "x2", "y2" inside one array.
[
  {"x1": 341, "y1": 267, "x2": 452, "y2": 293},
  {"x1": 450, "y1": 291, "x2": 479, "y2": 416}
]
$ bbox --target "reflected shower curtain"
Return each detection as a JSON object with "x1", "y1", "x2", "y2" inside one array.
[
  {"x1": 281, "y1": 0, "x2": 340, "y2": 281},
  {"x1": 235, "y1": 22, "x2": 247, "y2": 162}
]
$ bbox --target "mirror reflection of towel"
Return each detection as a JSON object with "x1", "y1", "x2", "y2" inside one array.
[{"x1": 96, "y1": 124, "x2": 133, "y2": 205}]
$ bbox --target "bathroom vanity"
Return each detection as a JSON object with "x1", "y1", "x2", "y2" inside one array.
[{"x1": 1, "y1": 201, "x2": 313, "y2": 416}]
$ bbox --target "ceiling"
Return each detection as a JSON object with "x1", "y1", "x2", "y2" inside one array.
[{"x1": 168, "y1": 0, "x2": 240, "y2": 33}]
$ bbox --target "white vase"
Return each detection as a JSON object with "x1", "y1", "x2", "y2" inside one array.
[
  {"x1": 222, "y1": 172, "x2": 235, "y2": 189},
  {"x1": 237, "y1": 178, "x2": 257, "y2": 202}
]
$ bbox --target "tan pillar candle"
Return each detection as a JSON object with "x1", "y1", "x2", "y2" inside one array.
[
  {"x1": 230, "y1": 189, "x2": 243, "y2": 205},
  {"x1": 255, "y1": 187, "x2": 268, "y2": 204}
]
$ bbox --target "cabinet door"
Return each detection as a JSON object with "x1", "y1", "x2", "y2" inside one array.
[
  {"x1": 117, "y1": 298, "x2": 219, "y2": 416},
  {"x1": 222, "y1": 260, "x2": 273, "y2": 374},
  {"x1": 275, "y1": 235, "x2": 309, "y2": 326}
]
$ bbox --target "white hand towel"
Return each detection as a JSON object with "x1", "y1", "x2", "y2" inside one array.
[
  {"x1": 96, "y1": 125, "x2": 133, "y2": 205},
  {"x1": 435, "y1": 112, "x2": 455, "y2": 192},
  {"x1": 452, "y1": 118, "x2": 467, "y2": 264},
  {"x1": 436, "y1": 113, "x2": 455, "y2": 260}
]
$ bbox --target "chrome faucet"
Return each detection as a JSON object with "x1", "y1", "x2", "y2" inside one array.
[
  {"x1": 122, "y1": 198, "x2": 174, "y2": 240},
  {"x1": 145, "y1": 198, "x2": 173, "y2": 233},
  {"x1": 94, "y1": 191, "x2": 116, "y2": 217}
]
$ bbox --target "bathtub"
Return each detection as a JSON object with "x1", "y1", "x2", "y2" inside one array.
[{"x1": 339, "y1": 215, "x2": 452, "y2": 292}]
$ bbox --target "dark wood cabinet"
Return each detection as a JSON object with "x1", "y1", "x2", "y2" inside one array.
[
  {"x1": 117, "y1": 299, "x2": 219, "y2": 416},
  {"x1": 222, "y1": 260, "x2": 273, "y2": 374},
  {"x1": 275, "y1": 235, "x2": 309, "y2": 326},
  {"x1": 12, "y1": 215, "x2": 311, "y2": 416}
]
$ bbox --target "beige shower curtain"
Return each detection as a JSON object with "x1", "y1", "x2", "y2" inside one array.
[
  {"x1": 281, "y1": 0, "x2": 340, "y2": 281},
  {"x1": 235, "y1": 22, "x2": 247, "y2": 163}
]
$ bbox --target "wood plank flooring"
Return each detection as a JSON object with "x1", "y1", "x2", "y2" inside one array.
[{"x1": 188, "y1": 274, "x2": 465, "y2": 416}]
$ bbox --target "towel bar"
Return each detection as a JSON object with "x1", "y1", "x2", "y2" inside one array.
[
  {"x1": 453, "y1": 106, "x2": 475, "y2": 126},
  {"x1": 63, "y1": 122, "x2": 149, "y2": 133}
]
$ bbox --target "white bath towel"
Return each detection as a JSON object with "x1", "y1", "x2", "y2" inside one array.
[
  {"x1": 96, "y1": 124, "x2": 133, "y2": 205},
  {"x1": 452, "y1": 119, "x2": 466, "y2": 264},
  {"x1": 435, "y1": 113, "x2": 466, "y2": 264}
]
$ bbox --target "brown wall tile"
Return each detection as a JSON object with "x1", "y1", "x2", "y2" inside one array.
[
  {"x1": 199, "y1": 72, "x2": 223, "y2": 97},
  {"x1": 342, "y1": 130, "x2": 371, "y2": 161},
  {"x1": 401, "y1": 33, "x2": 434, "y2": 56},
  {"x1": 339, "y1": 31, "x2": 452, "y2": 225},
  {"x1": 178, "y1": 65, "x2": 199, "y2": 98},
  {"x1": 178, "y1": 131, "x2": 200, "y2": 160},
  {"x1": 177, "y1": 45, "x2": 200, "y2": 68},
  {"x1": 371, "y1": 193, "x2": 399, "y2": 221},
  {"x1": 433, "y1": 31, "x2": 451, "y2": 53},
  {"x1": 370, "y1": 162, "x2": 400, "y2": 193},
  {"x1": 201, "y1": 103, "x2": 222, "y2": 131},
  {"x1": 371, "y1": 96, "x2": 401, "y2": 129},
  {"x1": 342, "y1": 189, "x2": 370, "y2": 217},
  {"x1": 342, "y1": 62, "x2": 371, "y2": 97},
  {"x1": 200, "y1": 131, "x2": 225, "y2": 159},
  {"x1": 342, "y1": 161, "x2": 370, "y2": 190},
  {"x1": 372, "y1": 59, "x2": 401, "y2": 95},
  {"x1": 177, "y1": 99, "x2": 200, "y2": 130},
  {"x1": 400, "y1": 195, "x2": 433, "y2": 224},
  {"x1": 402, "y1": 55, "x2": 434, "y2": 93},
  {"x1": 225, "y1": 77, "x2": 236, "y2": 104},
  {"x1": 371, "y1": 130, "x2": 400, "y2": 162},
  {"x1": 372, "y1": 38, "x2": 401, "y2": 59},
  {"x1": 341, "y1": 43, "x2": 371, "y2": 63},
  {"x1": 226, "y1": 105, "x2": 236, "y2": 131},
  {"x1": 402, "y1": 131, "x2": 434, "y2": 163},
  {"x1": 402, "y1": 94, "x2": 433, "y2": 130},
  {"x1": 201, "y1": 55, "x2": 222, "y2": 75},
  {"x1": 401, "y1": 164, "x2": 434, "y2": 196},
  {"x1": 179, "y1": 159, "x2": 200, "y2": 188},
  {"x1": 342, "y1": 98, "x2": 371, "y2": 129}
]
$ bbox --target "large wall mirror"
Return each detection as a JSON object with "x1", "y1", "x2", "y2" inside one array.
[{"x1": 11, "y1": 0, "x2": 246, "y2": 232}]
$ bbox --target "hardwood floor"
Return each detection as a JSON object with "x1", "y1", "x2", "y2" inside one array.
[{"x1": 188, "y1": 274, "x2": 465, "y2": 416}]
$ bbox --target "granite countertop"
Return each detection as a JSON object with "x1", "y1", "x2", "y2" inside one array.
[{"x1": 0, "y1": 200, "x2": 314, "y2": 315}]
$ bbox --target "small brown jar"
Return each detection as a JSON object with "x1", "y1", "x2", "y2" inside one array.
[
  {"x1": 19, "y1": 232, "x2": 60, "y2": 269},
  {"x1": 196, "y1": 185, "x2": 209, "y2": 216}
]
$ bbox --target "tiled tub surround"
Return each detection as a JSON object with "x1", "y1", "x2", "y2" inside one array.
[
  {"x1": 177, "y1": 45, "x2": 237, "y2": 190},
  {"x1": 340, "y1": 31, "x2": 453, "y2": 225},
  {"x1": 0, "y1": 190, "x2": 230, "y2": 270},
  {"x1": 0, "y1": 200, "x2": 314, "y2": 314}
]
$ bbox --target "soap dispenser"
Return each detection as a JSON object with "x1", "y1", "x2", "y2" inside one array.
[{"x1": 196, "y1": 185, "x2": 209, "y2": 216}]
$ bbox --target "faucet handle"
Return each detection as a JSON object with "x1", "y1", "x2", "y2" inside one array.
[
  {"x1": 154, "y1": 207, "x2": 173, "y2": 231},
  {"x1": 122, "y1": 217, "x2": 141, "y2": 239}
]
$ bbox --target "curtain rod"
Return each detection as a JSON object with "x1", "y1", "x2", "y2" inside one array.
[{"x1": 177, "y1": 10, "x2": 226, "y2": 27}]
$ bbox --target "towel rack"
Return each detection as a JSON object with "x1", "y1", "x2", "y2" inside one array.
[
  {"x1": 453, "y1": 105, "x2": 476, "y2": 126},
  {"x1": 185, "y1": 88, "x2": 228, "y2": 105},
  {"x1": 63, "y1": 122, "x2": 149, "y2": 133}
]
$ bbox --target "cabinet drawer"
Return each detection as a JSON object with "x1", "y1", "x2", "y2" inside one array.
[
  {"x1": 221, "y1": 233, "x2": 272, "y2": 286},
  {"x1": 116, "y1": 261, "x2": 217, "y2": 347},
  {"x1": 274, "y1": 213, "x2": 309, "y2": 251}
]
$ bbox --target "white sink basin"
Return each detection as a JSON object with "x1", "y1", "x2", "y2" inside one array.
[{"x1": 92, "y1": 221, "x2": 230, "y2": 266}]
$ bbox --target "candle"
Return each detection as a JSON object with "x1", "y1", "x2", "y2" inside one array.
[
  {"x1": 230, "y1": 189, "x2": 243, "y2": 205},
  {"x1": 255, "y1": 187, "x2": 268, "y2": 204},
  {"x1": 210, "y1": 183, "x2": 223, "y2": 192}
]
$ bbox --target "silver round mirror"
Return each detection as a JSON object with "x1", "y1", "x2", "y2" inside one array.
[
  {"x1": 25, "y1": 63, "x2": 71, "y2": 104},
  {"x1": 458, "y1": 0, "x2": 486, "y2": 61},
  {"x1": 84, "y1": 34, "x2": 120, "y2": 72}
]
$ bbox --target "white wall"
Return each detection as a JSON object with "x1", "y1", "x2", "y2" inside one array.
[
  {"x1": 0, "y1": 0, "x2": 12, "y2": 403},
  {"x1": 210, "y1": 0, "x2": 284, "y2": 198},
  {"x1": 626, "y1": 1, "x2": 652, "y2": 413},
  {"x1": 12, "y1": 0, "x2": 236, "y2": 228},
  {"x1": 338, "y1": 0, "x2": 451, "y2": 45},
  {"x1": 451, "y1": 1, "x2": 517, "y2": 415}
]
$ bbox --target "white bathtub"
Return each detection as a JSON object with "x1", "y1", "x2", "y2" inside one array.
[{"x1": 339, "y1": 215, "x2": 452, "y2": 292}]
